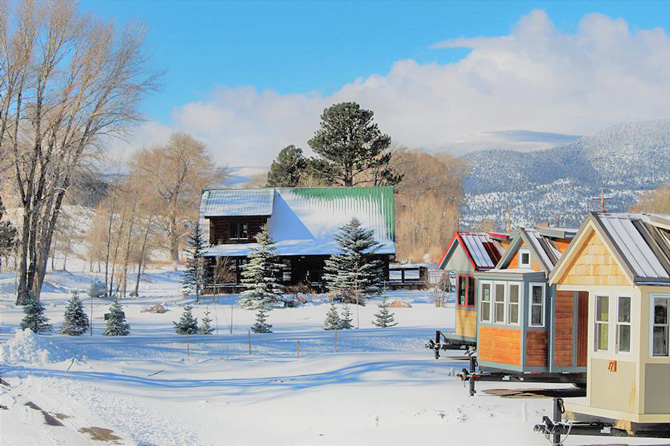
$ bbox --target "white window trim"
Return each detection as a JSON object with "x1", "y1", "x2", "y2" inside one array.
[
  {"x1": 507, "y1": 282, "x2": 522, "y2": 326},
  {"x1": 615, "y1": 295, "x2": 633, "y2": 355},
  {"x1": 594, "y1": 293, "x2": 612, "y2": 353},
  {"x1": 650, "y1": 294, "x2": 670, "y2": 358},
  {"x1": 493, "y1": 281, "x2": 507, "y2": 325},
  {"x1": 479, "y1": 280, "x2": 493, "y2": 323},
  {"x1": 528, "y1": 283, "x2": 546, "y2": 327},
  {"x1": 519, "y1": 249, "x2": 532, "y2": 268}
]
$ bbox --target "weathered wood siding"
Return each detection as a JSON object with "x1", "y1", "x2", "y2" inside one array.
[
  {"x1": 576, "y1": 291, "x2": 588, "y2": 367},
  {"x1": 478, "y1": 326, "x2": 521, "y2": 366},
  {"x1": 208, "y1": 216, "x2": 268, "y2": 244},
  {"x1": 455, "y1": 308, "x2": 477, "y2": 338},
  {"x1": 558, "y1": 229, "x2": 629, "y2": 286},
  {"x1": 554, "y1": 290, "x2": 574, "y2": 367},
  {"x1": 526, "y1": 330, "x2": 548, "y2": 367}
]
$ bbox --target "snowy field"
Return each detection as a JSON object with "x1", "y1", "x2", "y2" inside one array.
[{"x1": 0, "y1": 268, "x2": 665, "y2": 445}]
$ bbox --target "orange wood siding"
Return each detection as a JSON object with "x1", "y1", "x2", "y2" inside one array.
[
  {"x1": 554, "y1": 290, "x2": 574, "y2": 367},
  {"x1": 554, "y1": 240, "x2": 571, "y2": 253},
  {"x1": 455, "y1": 308, "x2": 477, "y2": 338},
  {"x1": 558, "y1": 229, "x2": 630, "y2": 286},
  {"x1": 526, "y1": 330, "x2": 549, "y2": 367},
  {"x1": 508, "y1": 241, "x2": 542, "y2": 271},
  {"x1": 478, "y1": 326, "x2": 521, "y2": 366},
  {"x1": 577, "y1": 291, "x2": 588, "y2": 367}
]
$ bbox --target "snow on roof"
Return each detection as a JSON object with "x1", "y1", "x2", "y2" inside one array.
[
  {"x1": 201, "y1": 187, "x2": 396, "y2": 257},
  {"x1": 200, "y1": 189, "x2": 274, "y2": 217},
  {"x1": 595, "y1": 213, "x2": 670, "y2": 281},
  {"x1": 459, "y1": 233, "x2": 505, "y2": 269}
]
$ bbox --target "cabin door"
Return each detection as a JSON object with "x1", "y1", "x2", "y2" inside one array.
[{"x1": 576, "y1": 291, "x2": 589, "y2": 367}]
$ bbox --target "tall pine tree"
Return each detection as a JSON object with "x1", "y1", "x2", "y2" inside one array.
[
  {"x1": 323, "y1": 218, "x2": 383, "y2": 305},
  {"x1": 103, "y1": 301, "x2": 130, "y2": 336},
  {"x1": 174, "y1": 304, "x2": 199, "y2": 334},
  {"x1": 60, "y1": 291, "x2": 90, "y2": 336},
  {"x1": 239, "y1": 225, "x2": 283, "y2": 309},
  {"x1": 20, "y1": 294, "x2": 52, "y2": 334},
  {"x1": 183, "y1": 221, "x2": 207, "y2": 302},
  {"x1": 267, "y1": 145, "x2": 308, "y2": 187}
]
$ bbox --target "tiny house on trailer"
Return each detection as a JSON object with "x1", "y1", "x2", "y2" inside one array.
[
  {"x1": 427, "y1": 232, "x2": 509, "y2": 355},
  {"x1": 460, "y1": 227, "x2": 582, "y2": 395},
  {"x1": 535, "y1": 213, "x2": 670, "y2": 443}
]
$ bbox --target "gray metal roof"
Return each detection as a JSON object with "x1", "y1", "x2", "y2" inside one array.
[
  {"x1": 200, "y1": 189, "x2": 274, "y2": 217},
  {"x1": 460, "y1": 233, "x2": 505, "y2": 269}
]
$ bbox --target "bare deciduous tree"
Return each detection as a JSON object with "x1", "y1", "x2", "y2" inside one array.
[
  {"x1": 631, "y1": 184, "x2": 670, "y2": 214},
  {"x1": 0, "y1": 0, "x2": 160, "y2": 304}
]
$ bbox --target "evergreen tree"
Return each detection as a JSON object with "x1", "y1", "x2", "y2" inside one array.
[
  {"x1": 60, "y1": 291, "x2": 90, "y2": 336},
  {"x1": 102, "y1": 301, "x2": 130, "y2": 336},
  {"x1": 199, "y1": 310, "x2": 214, "y2": 335},
  {"x1": 174, "y1": 304, "x2": 199, "y2": 335},
  {"x1": 182, "y1": 221, "x2": 207, "y2": 302},
  {"x1": 339, "y1": 303, "x2": 354, "y2": 330},
  {"x1": 307, "y1": 102, "x2": 400, "y2": 187},
  {"x1": 19, "y1": 294, "x2": 52, "y2": 334},
  {"x1": 239, "y1": 225, "x2": 284, "y2": 309},
  {"x1": 0, "y1": 196, "x2": 17, "y2": 272},
  {"x1": 323, "y1": 302, "x2": 341, "y2": 330},
  {"x1": 323, "y1": 218, "x2": 383, "y2": 305},
  {"x1": 373, "y1": 294, "x2": 397, "y2": 328},
  {"x1": 267, "y1": 145, "x2": 308, "y2": 187},
  {"x1": 251, "y1": 307, "x2": 272, "y2": 333}
]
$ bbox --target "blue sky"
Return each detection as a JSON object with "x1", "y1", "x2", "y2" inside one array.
[{"x1": 81, "y1": 1, "x2": 670, "y2": 125}]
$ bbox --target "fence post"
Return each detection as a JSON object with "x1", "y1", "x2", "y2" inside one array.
[
  {"x1": 187, "y1": 333, "x2": 190, "y2": 357},
  {"x1": 297, "y1": 340, "x2": 300, "y2": 358},
  {"x1": 248, "y1": 330, "x2": 251, "y2": 355},
  {"x1": 335, "y1": 330, "x2": 338, "y2": 353}
]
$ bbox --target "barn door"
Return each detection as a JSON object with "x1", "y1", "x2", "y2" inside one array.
[{"x1": 576, "y1": 291, "x2": 589, "y2": 367}]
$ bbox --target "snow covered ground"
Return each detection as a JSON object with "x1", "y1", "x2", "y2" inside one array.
[{"x1": 0, "y1": 268, "x2": 664, "y2": 445}]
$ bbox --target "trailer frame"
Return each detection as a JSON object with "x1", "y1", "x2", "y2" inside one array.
[{"x1": 425, "y1": 330, "x2": 476, "y2": 359}]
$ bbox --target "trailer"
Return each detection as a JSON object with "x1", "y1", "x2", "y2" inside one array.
[{"x1": 425, "y1": 330, "x2": 476, "y2": 359}]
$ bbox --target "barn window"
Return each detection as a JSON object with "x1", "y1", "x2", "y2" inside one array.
[
  {"x1": 229, "y1": 222, "x2": 248, "y2": 240},
  {"x1": 480, "y1": 282, "x2": 492, "y2": 322},
  {"x1": 494, "y1": 283, "x2": 506, "y2": 323},
  {"x1": 652, "y1": 296, "x2": 669, "y2": 357},
  {"x1": 529, "y1": 284, "x2": 545, "y2": 327},
  {"x1": 508, "y1": 283, "x2": 520, "y2": 325},
  {"x1": 519, "y1": 249, "x2": 531, "y2": 268},
  {"x1": 616, "y1": 296, "x2": 631, "y2": 354},
  {"x1": 595, "y1": 295, "x2": 610, "y2": 352}
]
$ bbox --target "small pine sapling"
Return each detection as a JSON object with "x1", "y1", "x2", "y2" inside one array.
[
  {"x1": 60, "y1": 291, "x2": 90, "y2": 336},
  {"x1": 174, "y1": 304, "x2": 199, "y2": 335},
  {"x1": 339, "y1": 303, "x2": 354, "y2": 329},
  {"x1": 323, "y1": 302, "x2": 341, "y2": 330},
  {"x1": 199, "y1": 310, "x2": 214, "y2": 335},
  {"x1": 251, "y1": 307, "x2": 272, "y2": 333},
  {"x1": 102, "y1": 301, "x2": 130, "y2": 336},
  {"x1": 373, "y1": 294, "x2": 397, "y2": 328},
  {"x1": 239, "y1": 225, "x2": 284, "y2": 309},
  {"x1": 19, "y1": 294, "x2": 52, "y2": 334}
]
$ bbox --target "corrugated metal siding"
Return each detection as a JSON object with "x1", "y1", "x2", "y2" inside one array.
[{"x1": 200, "y1": 189, "x2": 274, "y2": 217}]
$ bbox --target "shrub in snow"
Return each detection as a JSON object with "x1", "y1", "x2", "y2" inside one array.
[
  {"x1": 102, "y1": 301, "x2": 130, "y2": 336},
  {"x1": 373, "y1": 294, "x2": 397, "y2": 328},
  {"x1": 251, "y1": 307, "x2": 272, "y2": 333},
  {"x1": 323, "y1": 302, "x2": 341, "y2": 330},
  {"x1": 339, "y1": 303, "x2": 354, "y2": 330},
  {"x1": 323, "y1": 218, "x2": 383, "y2": 305},
  {"x1": 19, "y1": 295, "x2": 52, "y2": 334},
  {"x1": 239, "y1": 225, "x2": 284, "y2": 309},
  {"x1": 0, "y1": 329, "x2": 52, "y2": 364},
  {"x1": 199, "y1": 310, "x2": 214, "y2": 335},
  {"x1": 141, "y1": 304, "x2": 167, "y2": 313},
  {"x1": 60, "y1": 291, "x2": 90, "y2": 336},
  {"x1": 174, "y1": 305, "x2": 199, "y2": 335},
  {"x1": 182, "y1": 221, "x2": 208, "y2": 302}
]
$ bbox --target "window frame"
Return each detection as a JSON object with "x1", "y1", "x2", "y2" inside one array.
[
  {"x1": 650, "y1": 294, "x2": 670, "y2": 358},
  {"x1": 457, "y1": 275, "x2": 467, "y2": 306},
  {"x1": 615, "y1": 295, "x2": 632, "y2": 355},
  {"x1": 519, "y1": 249, "x2": 532, "y2": 268},
  {"x1": 479, "y1": 280, "x2": 493, "y2": 323},
  {"x1": 229, "y1": 221, "x2": 249, "y2": 240},
  {"x1": 594, "y1": 294, "x2": 611, "y2": 353},
  {"x1": 528, "y1": 283, "x2": 546, "y2": 327},
  {"x1": 507, "y1": 282, "x2": 522, "y2": 326},
  {"x1": 493, "y1": 281, "x2": 507, "y2": 324},
  {"x1": 466, "y1": 276, "x2": 476, "y2": 307}
]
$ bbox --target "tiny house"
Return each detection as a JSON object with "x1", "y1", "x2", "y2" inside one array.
[
  {"x1": 539, "y1": 213, "x2": 670, "y2": 438},
  {"x1": 431, "y1": 231, "x2": 509, "y2": 350},
  {"x1": 471, "y1": 227, "x2": 582, "y2": 385}
]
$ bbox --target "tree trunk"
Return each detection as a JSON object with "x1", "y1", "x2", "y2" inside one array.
[{"x1": 134, "y1": 216, "x2": 152, "y2": 297}]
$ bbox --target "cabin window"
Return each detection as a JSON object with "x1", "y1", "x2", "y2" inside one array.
[
  {"x1": 466, "y1": 277, "x2": 476, "y2": 306},
  {"x1": 458, "y1": 276, "x2": 467, "y2": 306},
  {"x1": 595, "y1": 295, "x2": 610, "y2": 351},
  {"x1": 229, "y1": 222, "x2": 248, "y2": 240},
  {"x1": 494, "y1": 283, "x2": 506, "y2": 323},
  {"x1": 652, "y1": 296, "x2": 669, "y2": 357},
  {"x1": 519, "y1": 249, "x2": 531, "y2": 268},
  {"x1": 616, "y1": 296, "x2": 631, "y2": 354},
  {"x1": 508, "y1": 283, "x2": 520, "y2": 325},
  {"x1": 480, "y1": 282, "x2": 492, "y2": 322},
  {"x1": 529, "y1": 284, "x2": 545, "y2": 327}
]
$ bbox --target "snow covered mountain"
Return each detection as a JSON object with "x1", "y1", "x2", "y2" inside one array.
[{"x1": 462, "y1": 119, "x2": 670, "y2": 228}]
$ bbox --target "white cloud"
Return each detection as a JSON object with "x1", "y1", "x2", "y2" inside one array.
[{"x1": 115, "y1": 10, "x2": 670, "y2": 167}]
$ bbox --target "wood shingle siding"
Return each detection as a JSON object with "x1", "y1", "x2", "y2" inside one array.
[
  {"x1": 526, "y1": 330, "x2": 549, "y2": 367},
  {"x1": 478, "y1": 326, "x2": 521, "y2": 366},
  {"x1": 559, "y1": 230, "x2": 630, "y2": 286}
]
